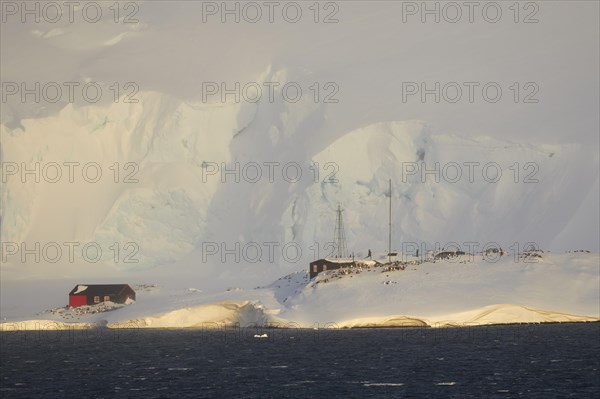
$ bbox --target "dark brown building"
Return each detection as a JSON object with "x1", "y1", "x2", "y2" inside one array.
[{"x1": 309, "y1": 259, "x2": 355, "y2": 279}]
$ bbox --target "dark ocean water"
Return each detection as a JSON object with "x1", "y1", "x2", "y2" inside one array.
[{"x1": 1, "y1": 323, "x2": 599, "y2": 398}]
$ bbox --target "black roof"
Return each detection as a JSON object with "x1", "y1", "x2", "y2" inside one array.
[
  {"x1": 69, "y1": 284, "x2": 134, "y2": 296},
  {"x1": 310, "y1": 259, "x2": 355, "y2": 265}
]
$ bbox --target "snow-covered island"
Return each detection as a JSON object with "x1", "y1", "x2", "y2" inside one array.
[{"x1": 2, "y1": 249, "x2": 598, "y2": 331}]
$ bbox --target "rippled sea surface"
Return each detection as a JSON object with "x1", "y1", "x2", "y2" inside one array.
[{"x1": 1, "y1": 323, "x2": 599, "y2": 398}]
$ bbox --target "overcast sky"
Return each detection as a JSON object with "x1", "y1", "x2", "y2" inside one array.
[{"x1": 2, "y1": 1, "x2": 598, "y2": 146}]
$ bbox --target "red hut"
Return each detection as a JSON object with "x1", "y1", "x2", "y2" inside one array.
[{"x1": 69, "y1": 284, "x2": 136, "y2": 307}]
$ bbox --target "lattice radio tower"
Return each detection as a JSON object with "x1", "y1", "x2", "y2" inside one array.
[{"x1": 333, "y1": 203, "x2": 348, "y2": 258}]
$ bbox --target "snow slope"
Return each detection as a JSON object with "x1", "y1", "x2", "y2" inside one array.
[
  {"x1": 2, "y1": 251, "x2": 598, "y2": 330},
  {"x1": 281, "y1": 251, "x2": 599, "y2": 327},
  {"x1": 2, "y1": 108, "x2": 598, "y2": 282}
]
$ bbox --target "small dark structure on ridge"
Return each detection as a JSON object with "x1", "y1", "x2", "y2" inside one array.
[
  {"x1": 310, "y1": 259, "x2": 355, "y2": 279},
  {"x1": 69, "y1": 284, "x2": 136, "y2": 307}
]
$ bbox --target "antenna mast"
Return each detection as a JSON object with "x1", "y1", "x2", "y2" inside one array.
[
  {"x1": 333, "y1": 203, "x2": 348, "y2": 258},
  {"x1": 388, "y1": 179, "x2": 392, "y2": 263}
]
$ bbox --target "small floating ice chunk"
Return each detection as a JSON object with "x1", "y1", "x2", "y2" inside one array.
[{"x1": 253, "y1": 333, "x2": 268, "y2": 338}]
